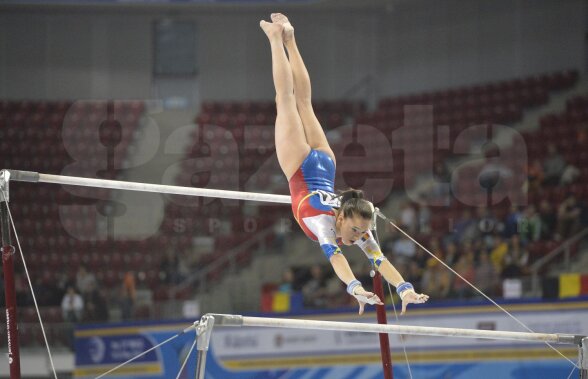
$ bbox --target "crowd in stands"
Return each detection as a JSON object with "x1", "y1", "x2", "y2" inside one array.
[
  {"x1": 1, "y1": 77, "x2": 586, "y2": 345},
  {"x1": 6, "y1": 265, "x2": 137, "y2": 324},
  {"x1": 266, "y1": 134, "x2": 588, "y2": 310},
  {"x1": 1, "y1": 264, "x2": 136, "y2": 348},
  {"x1": 269, "y1": 199, "x2": 586, "y2": 311}
]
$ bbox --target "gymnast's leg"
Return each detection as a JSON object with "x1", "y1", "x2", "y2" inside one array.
[
  {"x1": 260, "y1": 20, "x2": 311, "y2": 180},
  {"x1": 271, "y1": 13, "x2": 336, "y2": 164}
]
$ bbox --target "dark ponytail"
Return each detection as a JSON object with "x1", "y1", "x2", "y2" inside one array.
[{"x1": 337, "y1": 188, "x2": 374, "y2": 220}]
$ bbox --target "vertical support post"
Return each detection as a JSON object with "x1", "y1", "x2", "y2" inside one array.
[
  {"x1": 0, "y1": 170, "x2": 21, "y2": 379},
  {"x1": 580, "y1": 337, "x2": 588, "y2": 379},
  {"x1": 371, "y1": 207, "x2": 393, "y2": 379},
  {"x1": 195, "y1": 314, "x2": 215, "y2": 379},
  {"x1": 373, "y1": 271, "x2": 394, "y2": 379}
]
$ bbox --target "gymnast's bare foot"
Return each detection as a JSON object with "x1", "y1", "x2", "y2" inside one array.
[
  {"x1": 260, "y1": 20, "x2": 284, "y2": 41},
  {"x1": 271, "y1": 13, "x2": 294, "y2": 43}
]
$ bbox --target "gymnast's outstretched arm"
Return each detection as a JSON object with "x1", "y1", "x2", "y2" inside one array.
[{"x1": 356, "y1": 231, "x2": 429, "y2": 314}]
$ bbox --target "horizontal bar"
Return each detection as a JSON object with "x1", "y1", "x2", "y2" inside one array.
[
  {"x1": 2, "y1": 169, "x2": 291, "y2": 204},
  {"x1": 210, "y1": 314, "x2": 581, "y2": 345}
]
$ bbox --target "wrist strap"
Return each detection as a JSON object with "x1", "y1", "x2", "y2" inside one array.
[
  {"x1": 396, "y1": 281, "x2": 414, "y2": 296},
  {"x1": 347, "y1": 279, "x2": 362, "y2": 295}
]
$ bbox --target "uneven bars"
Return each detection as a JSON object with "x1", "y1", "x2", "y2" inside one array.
[
  {"x1": 210, "y1": 314, "x2": 584, "y2": 345},
  {"x1": 1, "y1": 169, "x2": 291, "y2": 204}
]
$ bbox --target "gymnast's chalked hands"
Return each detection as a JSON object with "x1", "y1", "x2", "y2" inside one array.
[
  {"x1": 399, "y1": 289, "x2": 429, "y2": 315},
  {"x1": 352, "y1": 287, "x2": 384, "y2": 315}
]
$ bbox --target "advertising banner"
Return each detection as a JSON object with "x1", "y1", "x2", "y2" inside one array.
[{"x1": 74, "y1": 299, "x2": 588, "y2": 379}]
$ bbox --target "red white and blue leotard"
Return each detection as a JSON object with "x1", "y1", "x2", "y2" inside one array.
[{"x1": 288, "y1": 149, "x2": 387, "y2": 268}]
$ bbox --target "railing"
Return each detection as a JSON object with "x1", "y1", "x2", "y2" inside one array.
[
  {"x1": 530, "y1": 227, "x2": 588, "y2": 295},
  {"x1": 170, "y1": 227, "x2": 275, "y2": 298}
]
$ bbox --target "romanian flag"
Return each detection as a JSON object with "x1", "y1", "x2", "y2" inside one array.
[
  {"x1": 558, "y1": 273, "x2": 588, "y2": 298},
  {"x1": 559, "y1": 273, "x2": 581, "y2": 298},
  {"x1": 272, "y1": 292, "x2": 291, "y2": 312},
  {"x1": 261, "y1": 286, "x2": 303, "y2": 312}
]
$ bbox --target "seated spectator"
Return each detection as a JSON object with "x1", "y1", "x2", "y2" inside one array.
[
  {"x1": 76, "y1": 265, "x2": 97, "y2": 296},
  {"x1": 420, "y1": 161, "x2": 452, "y2": 205},
  {"x1": 324, "y1": 274, "x2": 347, "y2": 308},
  {"x1": 405, "y1": 260, "x2": 424, "y2": 286},
  {"x1": 421, "y1": 260, "x2": 451, "y2": 299},
  {"x1": 380, "y1": 224, "x2": 399, "y2": 254},
  {"x1": 176, "y1": 250, "x2": 192, "y2": 283},
  {"x1": 452, "y1": 253, "x2": 476, "y2": 299},
  {"x1": 459, "y1": 240, "x2": 475, "y2": 260},
  {"x1": 399, "y1": 201, "x2": 417, "y2": 233},
  {"x1": 57, "y1": 271, "x2": 76, "y2": 298},
  {"x1": 433, "y1": 161, "x2": 451, "y2": 183},
  {"x1": 428, "y1": 237, "x2": 444, "y2": 260},
  {"x1": 490, "y1": 234, "x2": 509, "y2": 272},
  {"x1": 527, "y1": 159, "x2": 544, "y2": 193},
  {"x1": 453, "y1": 209, "x2": 478, "y2": 243},
  {"x1": 479, "y1": 159, "x2": 514, "y2": 195},
  {"x1": 556, "y1": 194, "x2": 583, "y2": 240},
  {"x1": 475, "y1": 252, "x2": 499, "y2": 297},
  {"x1": 278, "y1": 268, "x2": 295, "y2": 293},
  {"x1": 392, "y1": 235, "x2": 416, "y2": 264},
  {"x1": 84, "y1": 281, "x2": 109, "y2": 322},
  {"x1": 518, "y1": 205, "x2": 541, "y2": 243},
  {"x1": 501, "y1": 235, "x2": 529, "y2": 279},
  {"x1": 538, "y1": 200, "x2": 557, "y2": 240},
  {"x1": 542, "y1": 144, "x2": 566, "y2": 185},
  {"x1": 302, "y1": 265, "x2": 327, "y2": 308},
  {"x1": 120, "y1": 272, "x2": 136, "y2": 321},
  {"x1": 475, "y1": 207, "x2": 503, "y2": 247},
  {"x1": 61, "y1": 286, "x2": 84, "y2": 323},
  {"x1": 504, "y1": 205, "x2": 523, "y2": 238},
  {"x1": 412, "y1": 247, "x2": 429, "y2": 268},
  {"x1": 560, "y1": 164, "x2": 580, "y2": 186},
  {"x1": 160, "y1": 249, "x2": 180, "y2": 284},
  {"x1": 416, "y1": 200, "x2": 431, "y2": 235},
  {"x1": 34, "y1": 275, "x2": 61, "y2": 307},
  {"x1": 444, "y1": 241, "x2": 459, "y2": 266}
]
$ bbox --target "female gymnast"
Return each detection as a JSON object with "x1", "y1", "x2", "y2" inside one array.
[{"x1": 260, "y1": 13, "x2": 429, "y2": 314}]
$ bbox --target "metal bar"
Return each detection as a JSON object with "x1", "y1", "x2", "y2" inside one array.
[
  {"x1": 1, "y1": 171, "x2": 21, "y2": 379},
  {"x1": 2, "y1": 169, "x2": 291, "y2": 204},
  {"x1": 370, "y1": 209, "x2": 394, "y2": 379},
  {"x1": 196, "y1": 351, "x2": 207, "y2": 379},
  {"x1": 195, "y1": 316, "x2": 215, "y2": 379},
  {"x1": 1, "y1": 242, "x2": 21, "y2": 379},
  {"x1": 210, "y1": 314, "x2": 582, "y2": 344},
  {"x1": 373, "y1": 271, "x2": 393, "y2": 379}
]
